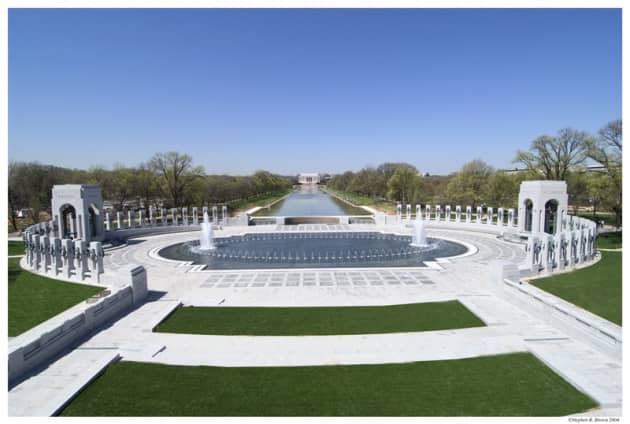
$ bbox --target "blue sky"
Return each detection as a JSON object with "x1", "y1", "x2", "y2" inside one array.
[{"x1": 8, "y1": 8, "x2": 621, "y2": 176}]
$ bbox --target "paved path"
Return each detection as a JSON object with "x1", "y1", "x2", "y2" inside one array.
[
  {"x1": 8, "y1": 225, "x2": 622, "y2": 417},
  {"x1": 8, "y1": 349, "x2": 120, "y2": 416}
]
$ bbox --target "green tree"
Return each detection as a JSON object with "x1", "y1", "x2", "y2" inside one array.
[
  {"x1": 386, "y1": 164, "x2": 422, "y2": 205},
  {"x1": 445, "y1": 160, "x2": 494, "y2": 208},
  {"x1": 132, "y1": 162, "x2": 161, "y2": 209},
  {"x1": 107, "y1": 166, "x2": 135, "y2": 210},
  {"x1": 484, "y1": 172, "x2": 524, "y2": 208},
  {"x1": 565, "y1": 170, "x2": 590, "y2": 215}
]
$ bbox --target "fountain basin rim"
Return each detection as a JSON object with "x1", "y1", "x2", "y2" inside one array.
[{"x1": 152, "y1": 230, "x2": 478, "y2": 270}]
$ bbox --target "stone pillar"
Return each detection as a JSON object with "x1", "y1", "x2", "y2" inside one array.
[
  {"x1": 425, "y1": 205, "x2": 431, "y2": 221},
  {"x1": 89, "y1": 241, "x2": 104, "y2": 283},
  {"x1": 396, "y1": 204, "x2": 402, "y2": 223},
  {"x1": 435, "y1": 205, "x2": 441, "y2": 222},
  {"x1": 33, "y1": 234, "x2": 41, "y2": 271},
  {"x1": 508, "y1": 209, "x2": 515, "y2": 227},
  {"x1": 212, "y1": 206, "x2": 218, "y2": 223},
  {"x1": 23, "y1": 232, "x2": 31, "y2": 267},
  {"x1": 127, "y1": 209, "x2": 134, "y2": 229},
  {"x1": 124, "y1": 264, "x2": 148, "y2": 305},
  {"x1": 192, "y1": 207, "x2": 199, "y2": 225},
  {"x1": 445, "y1": 205, "x2": 451, "y2": 222},
  {"x1": 487, "y1": 207, "x2": 493, "y2": 225},
  {"x1": 406, "y1": 204, "x2": 411, "y2": 221},
  {"x1": 455, "y1": 206, "x2": 461, "y2": 223},
  {"x1": 182, "y1": 207, "x2": 189, "y2": 225},
  {"x1": 589, "y1": 227, "x2": 596, "y2": 259},
  {"x1": 172, "y1": 208, "x2": 179, "y2": 225},
  {"x1": 139, "y1": 210, "x2": 145, "y2": 227},
  {"x1": 74, "y1": 240, "x2": 88, "y2": 280},
  {"x1": 538, "y1": 235, "x2": 548, "y2": 271},
  {"x1": 497, "y1": 208, "x2": 504, "y2": 227},
  {"x1": 116, "y1": 211, "x2": 123, "y2": 230},
  {"x1": 52, "y1": 237, "x2": 62, "y2": 275},
  {"x1": 161, "y1": 208, "x2": 167, "y2": 226},
  {"x1": 532, "y1": 206, "x2": 543, "y2": 234},
  {"x1": 149, "y1": 206, "x2": 156, "y2": 226},
  {"x1": 222, "y1": 206, "x2": 228, "y2": 222},
  {"x1": 554, "y1": 234, "x2": 564, "y2": 271},
  {"x1": 476, "y1": 207, "x2": 483, "y2": 224},
  {"x1": 415, "y1": 204, "x2": 421, "y2": 219},
  {"x1": 68, "y1": 214, "x2": 76, "y2": 237},
  {"x1": 105, "y1": 212, "x2": 112, "y2": 231},
  {"x1": 546, "y1": 235, "x2": 556, "y2": 271},
  {"x1": 465, "y1": 206, "x2": 472, "y2": 223},
  {"x1": 203, "y1": 206, "x2": 209, "y2": 220},
  {"x1": 571, "y1": 230, "x2": 580, "y2": 265},
  {"x1": 41, "y1": 235, "x2": 51, "y2": 273},
  {"x1": 76, "y1": 214, "x2": 83, "y2": 239},
  {"x1": 60, "y1": 239, "x2": 73, "y2": 277}
]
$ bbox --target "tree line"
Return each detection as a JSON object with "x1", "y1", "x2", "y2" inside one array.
[
  {"x1": 8, "y1": 151, "x2": 293, "y2": 231},
  {"x1": 8, "y1": 119, "x2": 621, "y2": 231},
  {"x1": 328, "y1": 119, "x2": 621, "y2": 225}
]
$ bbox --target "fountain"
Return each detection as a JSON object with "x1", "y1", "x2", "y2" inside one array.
[
  {"x1": 160, "y1": 229, "x2": 467, "y2": 270},
  {"x1": 199, "y1": 211, "x2": 216, "y2": 250},
  {"x1": 410, "y1": 215, "x2": 428, "y2": 247}
]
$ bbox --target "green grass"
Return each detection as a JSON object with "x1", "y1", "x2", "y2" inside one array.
[
  {"x1": 8, "y1": 258, "x2": 104, "y2": 336},
  {"x1": 531, "y1": 252, "x2": 622, "y2": 325},
  {"x1": 155, "y1": 301, "x2": 485, "y2": 336},
  {"x1": 8, "y1": 240, "x2": 25, "y2": 256},
  {"x1": 228, "y1": 189, "x2": 294, "y2": 214},
  {"x1": 59, "y1": 352, "x2": 597, "y2": 416},
  {"x1": 322, "y1": 187, "x2": 397, "y2": 214},
  {"x1": 597, "y1": 231, "x2": 622, "y2": 249},
  {"x1": 576, "y1": 212, "x2": 618, "y2": 227}
]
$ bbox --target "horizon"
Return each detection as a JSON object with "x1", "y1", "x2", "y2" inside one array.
[{"x1": 8, "y1": 8, "x2": 621, "y2": 175}]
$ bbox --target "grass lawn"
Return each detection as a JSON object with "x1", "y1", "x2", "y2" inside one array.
[
  {"x1": 229, "y1": 189, "x2": 294, "y2": 215},
  {"x1": 576, "y1": 212, "x2": 618, "y2": 227},
  {"x1": 155, "y1": 300, "x2": 485, "y2": 336},
  {"x1": 8, "y1": 240, "x2": 25, "y2": 256},
  {"x1": 59, "y1": 352, "x2": 597, "y2": 416},
  {"x1": 597, "y1": 231, "x2": 622, "y2": 249},
  {"x1": 322, "y1": 187, "x2": 397, "y2": 214},
  {"x1": 531, "y1": 252, "x2": 622, "y2": 325},
  {"x1": 8, "y1": 258, "x2": 104, "y2": 336}
]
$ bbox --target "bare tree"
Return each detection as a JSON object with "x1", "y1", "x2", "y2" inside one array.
[
  {"x1": 586, "y1": 119, "x2": 622, "y2": 227},
  {"x1": 149, "y1": 152, "x2": 204, "y2": 207},
  {"x1": 513, "y1": 128, "x2": 589, "y2": 180},
  {"x1": 587, "y1": 119, "x2": 622, "y2": 168}
]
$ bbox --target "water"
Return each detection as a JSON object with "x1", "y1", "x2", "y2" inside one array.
[
  {"x1": 199, "y1": 211, "x2": 215, "y2": 250},
  {"x1": 253, "y1": 186, "x2": 368, "y2": 216},
  {"x1": 410, "y1": 216, "x2": 428, "y2": 247},
  {"x1": 159, "y1": 232, "x2": 468, "y2": 270}
]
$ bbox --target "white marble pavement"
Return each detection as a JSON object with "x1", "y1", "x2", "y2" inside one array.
[{"x1": 8, "y1": 225, "x2": 623, "y2": 417}]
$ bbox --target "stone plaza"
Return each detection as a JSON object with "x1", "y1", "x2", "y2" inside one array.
[{"x1": 7, "y1": 181, "x2": 621, "y2": 416}]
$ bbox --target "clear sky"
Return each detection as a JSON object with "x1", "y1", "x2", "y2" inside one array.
[{"x1": 8, "y1": 8, "x2": 621, "y2": 176}]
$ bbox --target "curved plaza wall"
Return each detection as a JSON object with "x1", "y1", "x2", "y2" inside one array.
[{"x1": 19, "y1": 202, "x2": 599, "y2": 283}]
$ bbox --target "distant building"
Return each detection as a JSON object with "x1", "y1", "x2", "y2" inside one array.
[
  {"x1": 298, "y1": 173, "x2": 320, "y2": 184},
  {"x1": 498, "y1": 164, "x2": 611, "y2": 176}
]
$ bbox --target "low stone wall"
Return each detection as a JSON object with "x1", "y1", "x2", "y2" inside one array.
[
  {"x1": 490, "y1": 261, "x2": 621, "y2": 360},
  {"x1": 8, "y1": 265, "x2": 148, "y2": 386}
]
